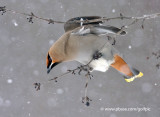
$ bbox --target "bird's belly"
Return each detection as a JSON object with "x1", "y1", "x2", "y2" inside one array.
[
  {"x1": 72, "y1": 35, "x2": 117, "y2": 72},
  {"x1": 75, "y1": 41, "x2": 116, "y2": 72},
  {"x1": 89, "y1": 58, "x2": 114, "y2": 72}
]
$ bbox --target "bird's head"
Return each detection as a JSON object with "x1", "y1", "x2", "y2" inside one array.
[{"x1": 46, "y1": 52, "x2": 60, "y2": 74}]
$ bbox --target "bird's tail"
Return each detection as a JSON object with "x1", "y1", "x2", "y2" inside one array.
[
  {"x1": 124, "y1": 67, "x2": 143, "y2": 82},
  {"x1": 111, "y1": 55, "x2": 143, "y2": 82}
]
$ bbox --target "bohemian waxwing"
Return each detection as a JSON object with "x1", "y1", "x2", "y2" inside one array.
[{"x1": 46, "y1": 17, "x2": 143, "y2": 82}]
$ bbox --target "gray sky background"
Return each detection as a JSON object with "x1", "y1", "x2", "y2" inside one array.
[{"x1": 0, "y1": 0, "x2": 160, "y2": 117}]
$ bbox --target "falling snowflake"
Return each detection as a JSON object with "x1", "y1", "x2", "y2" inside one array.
[
  {"x1": 7, "y1": 79, "x2": 13, "y2": 84},
  {"x1": 128, "y1": 45, "x2": 132, "y2": 49},
  {"x1": 12, "y1": 19, "x2": 18, "y2": 27},
  {"x1": 56, "y1": 88, "x2": 64, "y2": 94},
  {"x1": 112, "y1": 9, "x2": 115, "y2": 13}
]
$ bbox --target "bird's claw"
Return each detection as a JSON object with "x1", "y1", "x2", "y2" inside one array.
[{"x1": 93, "y1": 51, "x2": 102, "y2": 60}]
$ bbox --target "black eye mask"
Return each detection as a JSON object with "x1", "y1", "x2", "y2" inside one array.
[{"x1": 47, "y1": 53, "x2": 52, "y2": 69}]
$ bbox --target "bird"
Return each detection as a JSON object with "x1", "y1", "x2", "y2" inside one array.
[{"x1": 46, "y1": 16, "x2": 143, "y2": 82}]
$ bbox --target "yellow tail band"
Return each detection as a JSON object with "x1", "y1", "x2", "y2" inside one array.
[{"x1": 125, "y1": 72, "x2": 143, "y2": 82}]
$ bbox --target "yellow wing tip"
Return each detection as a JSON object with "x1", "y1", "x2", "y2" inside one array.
[{"x1": 125, "y1": 72, "x2": 143, "y2": 82}]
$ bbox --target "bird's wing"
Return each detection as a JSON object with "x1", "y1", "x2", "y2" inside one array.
[
  {"x1": 64, "y1": 16, "x2": 103, "y2": 32},
  {"x1": 71, "y1": 25, "x2": 126, "y2": 36}
]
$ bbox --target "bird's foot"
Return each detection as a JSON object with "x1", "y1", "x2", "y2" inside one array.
[{"x1": 93, "y1": 51, "x2": 102, "y2": 60}]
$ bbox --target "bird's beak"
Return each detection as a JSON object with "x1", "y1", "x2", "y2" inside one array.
[
  {"x1": 47, "y1": 66, "x2": 52, "y2": 74},
  {"x1": 47, "y1": 62, "x2": 60, "y2": 74}
]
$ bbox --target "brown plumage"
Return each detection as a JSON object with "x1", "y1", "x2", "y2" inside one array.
[{"x1": 111, "y1": 55, "x2": 133, "y2": 77}]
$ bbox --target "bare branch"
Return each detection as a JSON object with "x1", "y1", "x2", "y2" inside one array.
[
  {"x1": 1, "y1": 6, "x2": 65, "y2": 24},
  {"x1": 49, "y1": 64, "x2": 93, "y2": 82},
  {"x1": 1, "y1": 6, "x2": 160, "y2": 26}
]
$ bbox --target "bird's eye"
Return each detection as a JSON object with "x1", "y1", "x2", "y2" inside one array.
[
  {"x1": 47, "y1": 53, "x2": 52, "y2": 68},
  {"x1": 48, "y1": 56, "x2": 52, "y2": 61}
]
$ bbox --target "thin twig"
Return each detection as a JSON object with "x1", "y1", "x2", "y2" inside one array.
[
  {"x1": 1, "y1": 6, "x2": 160, "y2": 25},
  {"x1": 82, "y1": 74, "x2": 92, "y2": 106},
  {"x1": 1, "y1": 7, "x2": 65, "y2": 24}
]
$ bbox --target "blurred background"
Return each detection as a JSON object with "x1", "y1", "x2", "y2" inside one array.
[{"x1": 0, "y1": 0, "x2": 160, "y2": 117}]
